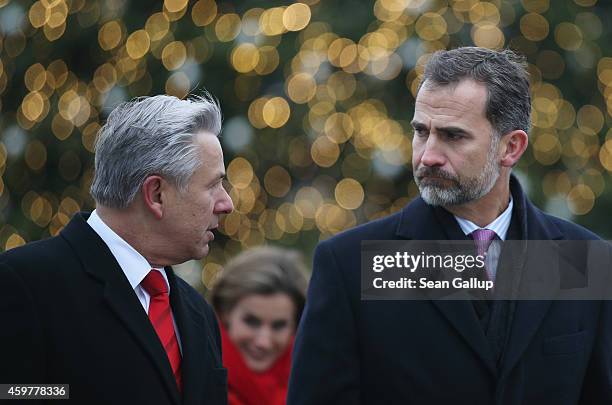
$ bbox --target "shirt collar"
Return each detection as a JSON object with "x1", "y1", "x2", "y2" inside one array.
[
  {"x1": 454, "y1": 197, "x2": 514, "y2": 241},
  {"x1": 86, "y1": 209, "x2": 169, "y2": 291}
]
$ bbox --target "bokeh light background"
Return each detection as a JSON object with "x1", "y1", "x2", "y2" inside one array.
[{"x1": 0, "y1": 0, "x2": 611, "y2": 289}]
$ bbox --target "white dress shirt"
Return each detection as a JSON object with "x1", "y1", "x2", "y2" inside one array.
[
  {"x1": 87, "y1": 209, "x2": 182, "y2": 352},
  {"x1": 454, "y1": 197, "x2": 514, "y2": 282}
]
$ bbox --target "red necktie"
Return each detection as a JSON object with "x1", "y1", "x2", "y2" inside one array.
[{"x1": 140, "y1": 270, "x2": 183, "y2": 392}]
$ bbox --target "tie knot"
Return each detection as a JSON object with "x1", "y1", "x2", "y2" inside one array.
[
  {"x1": 470, "y1": 229, "x2": 497, "y2": 256},
  {"x1": 140, "y1": 270, "x2": 168, "y2": 297}
]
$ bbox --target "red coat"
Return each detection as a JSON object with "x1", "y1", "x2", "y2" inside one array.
[{"x1": 221, "y1": 324, "x2": 293, "y2": 405}]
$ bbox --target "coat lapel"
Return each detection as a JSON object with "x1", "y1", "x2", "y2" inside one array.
[
  {"x1": 60, "y1": 213, "x2": 181, "y2": 405},
  {"x1": 166, "y1": 268, "x2": 217, "y2": 405},
  {"x1": 395, "y1": 198, "x2": 498, "y2": 376},
  {"x1": 499, "y1": 178, "x2": 564, "y2": 378}
]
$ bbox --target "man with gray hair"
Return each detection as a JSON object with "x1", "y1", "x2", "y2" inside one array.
[
  {"x1": 289, "y1": 47, "x2": 612, "y2": 404},
  {"x1": 0, "y1": 94, "x2": 233, "y2": 404}
]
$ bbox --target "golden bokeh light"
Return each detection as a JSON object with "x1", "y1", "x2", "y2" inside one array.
[
  {"x1": 520, "y1": 13, "x2": 549, "y2": 41},
  {"x1": 597, "y1": 57, "x2": 612, "y2": 85},
  {"x1": 227, "y1": 157, "x2": 254, "y2": 189},
  {"x1": 215, "y1": 13, "x2": 241, "y2": 42},
  {"x1": 21, "y1": 92, "x2": 45, "y2": 121},
  {"x1": 231, "y1": 43, "x2": 260, "y2": 73},
  {"x1": 146, "y1": 13, "x2": 170, "y2": 41},
  {"x1": 260, "y1": 7, "x2": 286, "y2": 36},
  {"x1": 47, "y1": 0, "x2": 68, "y2": 28},
  {"x1": 44, "y1": 22, "x2": 67, "y2": 42},
  {"x1": 567, "y1": 184, "x2": 595, "y2": 215},
  {"x1": 30, "y1": 196, "x2": 53, "y2": 227},
  {"x1": 283, "y1": 3, "x2": 311, "y2": 31},
  {"x1": 247, "y1": 97, "x2": 268, "y2": 129},
  {"x1": 554, "y1": 100, "x2": 576, "y2": 130},
  {"x1": 24, "y1": 63, "x2": 47, "y2": 92},
  {"x1": 533, "y1": 132, "x2": 561, "y2": 165},
  {"x1": 324, "y1": 113, "x2": 354, "y2": 144},
  {"x1": 81, "y1": 122, "x2": 100, "y2": 153},
  {"x1": 276, "y1": 203, "x2": 304, "y2": 234},
  {"x1": 579, "y1": 169, "x2": 605, "y2": 197},
  {"x1": 165, "y1": 71, "x2": 190, "y2": 99},
  {"x1": 599, "y1": 140, "x2": 612, "y2": 171},
  {"x1": 415, "y1": 12, "x2": 447, "y2": 41},
  {"x1": 472, "y1": 23, "x2": 505, "y2": 49},
  {"x1": 162, "y1": 41, "x2": 187, "y2": 70},
  {"x1": 286, "y1": 73, "x2": 317, "y2": 104},
  {"x1": 230, "y1": 186, "x2": 256, "y2": 214},
  {"x1": 262, "y1": 97, "x2": 290, "y2": 128},
  {"x1": 294, "y1": 186, "x2": 323, "y2": 219},
  {"x1": 288, "y1": 137, "x2": 313, "y2": 167},
  {"x1": 258, "y1": 209, "x2": 284, "y2": 240},
  {"x1": 374, "y1": 0, "x2": 405, "y2": 22},
  {"x1": 202, "y1": 262, "x2": 222, "y2": 289},
  {"x1": 47, "y1": 60, "x2": 68, "y2": 89},
  {"x1": 242, "y1": 8, "x2": 264, "y2": 36},
  {"x1": 577, "y1": 105, "x2": 604, "y2": 134},
  {"x1": 29, "y1": 1, "x2": 48, "y2": 28},
  {"x1": 254, "y1": 46, "x2": 280, "y2": 75},
  {"x1": 98, "y1": 20, "x2": 123, "y2": 51},
  {"x1": 555, "y1": 22, "x2": 583, "y2": 51},
  {"x1": 5, "y1": 234, "x2": 26, "y2": 251},
  {"x1": 192, "y1": 0, "x2": 217, "y2": 27},
  {"x1": 521, "y1": 0, "x2": 550, "y2": 13},
  {"x1": 469, "y1": 2, "x2": 501, "y2": 25},
  {"x1": 311, "y1": 136, "x2": 340, "y2": 168},
  {"x1": 126, "y1": 30, "x2": 151, "y2": 60},
  {"x1": 532, "y1": 97, "x2": 558, "y2": 129},
  {"x1": 327, "y1": 71, "x2": 356, "y2": 100},
  {"x1": 164, "y1": 0, "x2": 188, "y2": 13},
  {"x1": 93, "y1": 63, "x2": 117, "y2": 93},
  {"x1": 264, "y1": 166, "x2": 291, "y2": 198},
  {"x1": 335, "y1": 178, "x2": 365, "y2": 210},
  {"x1": 52, "y1": 113, "x2": 74, "y2": 140}
]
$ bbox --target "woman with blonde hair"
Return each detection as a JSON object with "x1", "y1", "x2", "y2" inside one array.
[{"x1": 210, "y1": 246, "x2": 308, "y2": 405}]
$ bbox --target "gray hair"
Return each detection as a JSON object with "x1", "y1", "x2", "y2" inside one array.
[
  {"x1": 419, "y1": 47, "x2": 531, "y2": 137},
  {"x1": 90, "y1": 93, "x2": 222, "y2": 208},
  {"x1": 211, "y1": 246, "x2": 309, "y2": 325}
]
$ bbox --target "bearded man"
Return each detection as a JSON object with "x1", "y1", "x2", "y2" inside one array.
[{"x1": 287, "y1": 47, "x2": 612, "y2": 404}]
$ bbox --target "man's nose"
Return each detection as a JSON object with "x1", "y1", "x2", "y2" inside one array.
[
  {"x1": 215, "y1": 187, "x2": 234, "y2": 214},
  {"x1": 419, "y1": 136, "x2": 446, "y2": 167}
]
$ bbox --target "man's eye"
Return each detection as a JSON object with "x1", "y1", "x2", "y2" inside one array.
[
  {"x1": 446, "y1": 133, "x2": 462, "y2": 140},
  {"x1": 414, "y1": 129, "x2": 428, "y2": 137}
]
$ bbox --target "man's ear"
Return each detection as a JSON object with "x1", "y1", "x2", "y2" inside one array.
[
  {"x1": 500, "y1": 130, "x2": 529, "y2": 167},
  {"x1": 141, "y1": 175, "x2": 165, "y2": 219}
]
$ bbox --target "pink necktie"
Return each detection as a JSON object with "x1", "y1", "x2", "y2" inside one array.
[
  {"x1": 140, "y1": 270, "x2": 182, "y2": 392},
  {"x1": 470, "y1": 229, "x2": 497, "y2": 281}
]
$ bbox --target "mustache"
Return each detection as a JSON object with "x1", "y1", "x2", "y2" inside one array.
[{"x1": 415, "y1": 167, "x2": 458, "y2": 182}]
